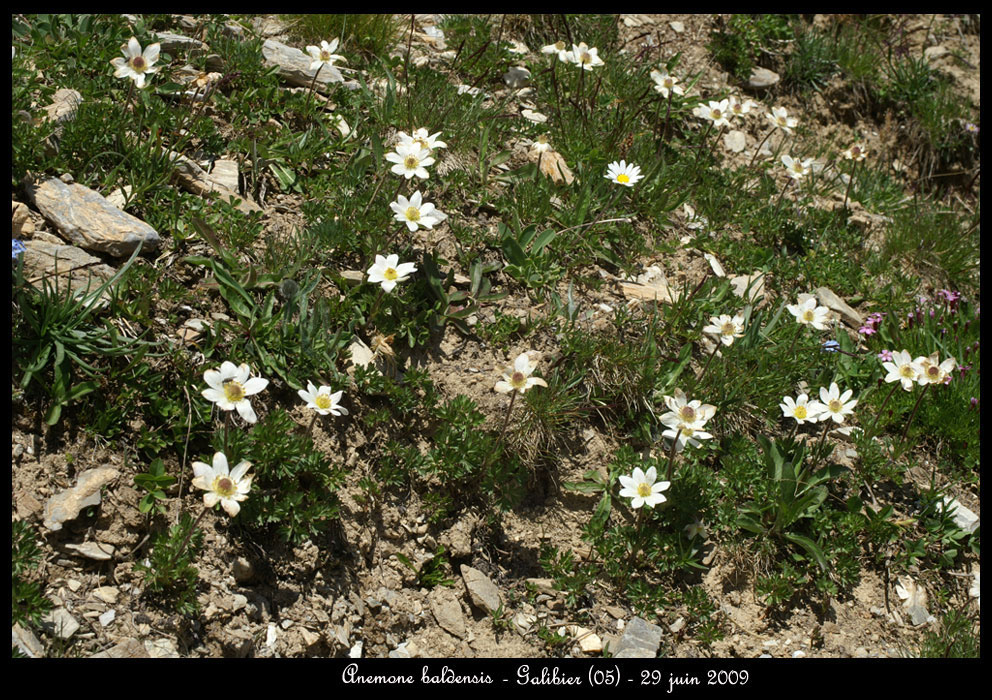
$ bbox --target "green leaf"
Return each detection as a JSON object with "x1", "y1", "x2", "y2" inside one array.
[{"x1": 784, "y1": 532, "x2": 829, "y2": 571}]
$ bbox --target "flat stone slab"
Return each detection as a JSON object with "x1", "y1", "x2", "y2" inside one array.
[
  {"x1": 460, "y1": 565, "x2": 502, "y2": 614},
  {"x1": 429, "y1": 586, "x2": 467, "y2": 639},
  {"x1": 748, "y1": 66, "x2": 780, "y2": 89},
  {"x1": 614, "y1": 617, "x2": 663, "y2": 658},
  {"x1": 168, "y1": 151, "x2": 260, "y2": 214},
  {"x1": 43, "y1": 467, "x2": 119, "y2": 531},
  {"x1": 815, "y1": 286, "x2": 863, "y2": 328},
  {"x1": 152, "y1": 30, "x2": 208, "y2": 54},
  {"x1": 28, "y1": 178, "x2": 160, "y2": 257},
  {"x1": 21, "y1": 238, "x2": 117, "y2": 307},
  {"x1": 90, "y1": 638, "x2": 150, "y2": 658},
  {"x1": 262, "y1": 39, "x2": 346, "y2": 92}
]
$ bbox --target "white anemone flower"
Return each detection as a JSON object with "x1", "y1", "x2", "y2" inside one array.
[
  {"x1": 305, "y1": 39, "x2": 345, "y2": 81},
  {"x1": 767, "y1": 106, "x2": 798, "y2": 134},
  {"x1": 882, "y1": 350, "x2": 924, "y2": 391},
  {"x1": 780, "y1": 393, "x2": 823, "y2": 425},
  {"x1": 298, "y1": 382, "x2": 348, "y2": 417},
  {"x1": 842, "y1": 143, "x2": 868, "y2": 161},
  {"x1": 191, "y1": 451, "x2": 252, "y2": 517},
  {"x1": 914, "y1": 352, "x2": 956, "y2": 386},
  {"x1": 787, "y1": 294, "x2": 830, "y2": 331},
  {"x1": 385, "y1": 142, "x2": 435, "y2": 179},
  {"x1": 541, "y1": 40, "x2": 573, "y2": 63},
  {"x1": 494, "y1": 352, "x2": 548, "y2": 394},
  {"x1": 650, "y1": 68, "x2": 684, "y2": 98},
  {"x1": 605, "y1": 160, "x2": 643, "y2": 187},
  {"x1": 661, "y1": 422, "x2": 713, "y2": 453},
  {"x1": 530, "y1": 134, "x2": 552, "y2": 153},
  {"x1": 110, "y1": 37, "x2": 161, "y2": 89},
  {"x1": 685, "y1": 519, "x2": 708, "y2": 540},
  {"x1": 571, "y1": 42, "x2": 604, "y2": 70},
  {"x1": 202, "y1": 361, "x2": 269, "y2": 424},
  {"x1": 694, "y1": 99, "x2": 732, "y2": 128},
  {"x1": 661, "y1": 388, "x2": 716, "y2": 428},
  {"x1": 397, "y1": 128, "x2": 447, "y2": 154},
  {"x1": 816, "y1": 382, "x2": 858, "y2": 424},
  {"x1": 728, "y1": 96, "x2": 756, "y2": 117},
  {"x1": 618, "y1": 466, "x2": 670, "y2": 509},
  {"x1": 703, "y1": 313, "x2": 745, "y2": 346},
  {"x1": 389, "y1": 191, "x2": 446, "y2": 232},
  {"x1": 367, "y1": 253, "x2": 417, "y2": 293},
  {"x1": 781, "y1": 154, "x2": 813, "y2": 180}
]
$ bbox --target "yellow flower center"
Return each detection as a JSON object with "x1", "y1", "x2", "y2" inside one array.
[
  {"x1": 617, "y1": 173, "x2": 630, "y2": 183},
  {"x1": 927, "y1": 366, "x2": 939, "y2": 378},
  {"x1": 711, "y1": 109, "x2": 722, "y2": 119},
  {"x1": 555, "y1": 41, "x2": 566, "y2": 51},
  {"x1": 664, "y1": 78, "x2": 674, "y2": 88},
  {"x1": 580, "y1": 52, "x2": 592, "y2": 64},
  {"x1": 900, "y1": 365, "x2": 915, "y2": 378},
  {"x1": 320, "y1": 50, "x2": 332, "y2": 62},
  {"x1": 413, "y1": 137, "x2": 429, "y2": 150},
  {"x1": 223, "y1": 380, "x2": 246, "y2": 402},
  {"x1": 722, "y1": 322, "x2": 736, "y2": 336},
  {"x1": 794, "y1": 405, "x2": 808, "y2": 420},
  {"x1": 131, "y1": 56, "x2": 146, "y2": 71},
  {"x1": 315, "y1": 394, "x2": 332, "y2": 410},
  {"x1": 510, "y1": 370, "x2": 527, "y2": 389},
  {"x1": 405, "y1": 206, "x2": 421, "y2": 221},
  {"x1": 829, "y1": 399, "x2": 842, "y2": 413},
  {"x1": 383, "y1": 267, "x2": 398, "y2": 281},
  {"x1": 637, "y1": 482, "x2": 653, "y2": 498},
  {"x1": 404, "y1": 155, "x2": 419, "y2": 169},
  {"x1": 680, "y1": 406, "x2": 696, "y2": 422},
  {"x1": 802, "y1": 310, "x2": 815, "y2": 322},
  {"x1": 214, "y1": 476, "x2": 236, "y2": 498},
  {"x1": 682, "y1": 426, "x2": 695, "y2": 437}
]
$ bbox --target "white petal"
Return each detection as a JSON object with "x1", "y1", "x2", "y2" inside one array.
[{"x1": 236, "y1": 400, "x2": 258, "y2": 424}]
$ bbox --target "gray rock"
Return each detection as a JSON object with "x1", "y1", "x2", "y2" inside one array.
[
  {"x1": 503, "y1": 66, "x2": 531, "y2": 89},
  {"x1": 64, "y1": 541, "x2": 116, "y2": 561},
  {"x1": 98, "y1": 609, "x2": 116, "y2": 627},
  {"x1": 152, "y1": 31, "x2": 208, "y2": 54},
  {"x1": 43, "y1": 467, "x2": 119, "y2": 531},
  {"x1": 42, "y1": 607, "x2": 80, "y2": 639},
  {"x1": 91, "y1": 586, "x2": 119, "y2": 605},
  {"x1": 209, "y1": 159, "x2": 241, "y2": 192},
  {"x1": 941, "y1": 497, "x2": 980, "y2": 534},
  {"x1": 815, "y1": 286, "x2": 863, "y2": 328},
  {"x1": 460, "y1": 565, "x2": 502, "y2": 614},
  {"x1": 747, "y1": 67, "x2": 780, "y2": 89},
  {"x1": 89, "y1": 638, "x2": 149, "y2": 658},
  {"x1": 21, "y1": 238, "x2": 117, "y2": 307},
  {"x1": 12, "y1": 623, "x2": 45, "y2": 657},
  {"x1": 167, "y1": 151, "x2": 261, "y2": 214},
  {"x1": 261, "y1": 39, "x2": 347, "y2": 92},
  {"x1": 429, "y1": 586, "x2": 466, "y2": 639},
  {"x1": 232, "y1": 556, "x2": 256, "y2": 583},
  {"x1": 27, "y1": 179, "x2": 161, "y2": 257},
  {"x1": 145, "y1": 638, "x2": 180, "y2": 658},
  {"x1": 614, "y1": 617, "x2": 663, "y2": 658}
]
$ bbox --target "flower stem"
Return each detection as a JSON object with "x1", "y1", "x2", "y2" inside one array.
[
  {"x1": 695, "y1": 340, "x2": 721, "y2": 387},
  {"x1": 361, "y1": 172, "x2": 387, "y2": 217},
  {"x1": 900, "y1": 384, "x2": 931, "y2": 443},
  {"x1": 665, "y1": 428, "x2": 682, "y2": 482},
  {"x1": 868, "y1": 382, "x2": 900, "y2": 437},
  {"x1": 787, "y1": 323, "x2": 803, "y2": 356},
  {"x1": 304, "y1": 63, "x2": 324, "y2": 121},
  {"x1": 814, "y1": 420, "x2": 832, "y2": 463},
  {"x1": 307, "y1": 412, "x2": 319, "y2": 438},
  {"x1": 842, "y1": 159, "x2": 858, "y2": 210},
  {"x1": 481, "y1": 391, "x2": 518, "y2": 477},
  {"x1": 747, "y1": 129, "x2": 774, "y2": 169}
]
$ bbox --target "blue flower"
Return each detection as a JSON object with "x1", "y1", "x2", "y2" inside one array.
[
  {"x1": 821, "y1": 340, "x2": 840, "y2": 353},
  {"x1": 12, "y1": 239, "x2": 26, "y2": 260}
]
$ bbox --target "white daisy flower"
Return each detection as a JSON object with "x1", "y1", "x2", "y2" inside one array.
[
  {"x1": 201, "y1": 361, "x2": 269, "y2": 424},
  {"x1": 780, "y1": 393, "x2": 823, "y2": 425},
  {"x1": 684, "y1": 519, "x2": 708, "y2": 540},
  {"x1": 389, "y1": 191, "x2": 446, "y2": 232},
  {"x1": 787, "y1": 294, "x2": 830, "y2": 331},
  {"x1": 367, "y1": 253, "x2": 417, "y2": 293},
  {"x1": 605, "y1": 160, "x2": 643, "y2": 187},
  {"x1": 703, "y1": 313, "x2": 745, "y2": 346},
  {"x1": 494, "y1": 352, "x2": 548, "y2": 394},
  {"x1": 305, "y1": 38, "x2": 345, "y2": 81},
  {"x1": 530, "y1": 134, "x2": 553, "y2": 153},
  {"x1": 816, "y1": 382, "x2": 858, "y2": 424},
  {"x1": 110, "y1": 37, "x2": 161, "y2": 89},
  {"x1": 618, "y1": 466, "x2": 670, "y2": 509},
  {"x1": 385, "y1": 142, "x2": 435, "y2": 180},
  {"x1": 767, "y1": 106, "x2": 798, "y2": 134},
  {"x1": 661, "y1": 388, "x2": 717, "y2": 428},
  {"x1": 650, "y1": 68, "x2": 684, "y2": 99},
  {"x1": 571, "y1": 42, "x2": 604, "y2": 70},
  {"x1": 191, "y1": 451, "x2": 252, "y2": 517},
  {"x1": 882, "y1": 350, "x2": 924, "y2": 391},
  {"x1": 298, "y1": 382, "x2": 348, "y2": 417}
]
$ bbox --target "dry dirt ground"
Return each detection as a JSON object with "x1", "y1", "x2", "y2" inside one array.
[{"x1": 11, "y1": 13, "x2": 980, "y2": 659}]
